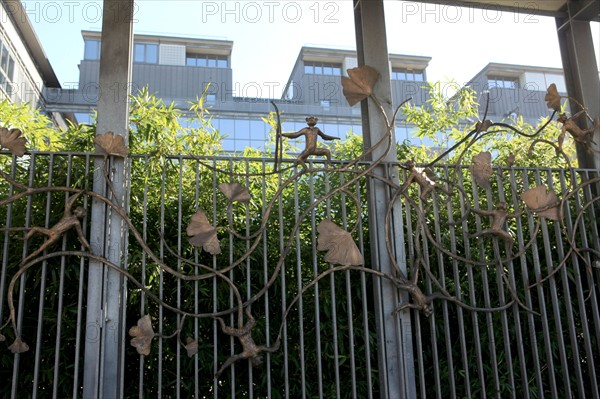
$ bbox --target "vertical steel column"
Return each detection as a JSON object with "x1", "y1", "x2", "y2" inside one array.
[
  {"x1": 353, "y1": 1, "x2": 416, "y2": 398},
  {"x1": 556, "y1": 0, "x2": 600, "y2": 171},
  {"x1": 83, "y1": 1, "x2": 134, "y2": 397}
]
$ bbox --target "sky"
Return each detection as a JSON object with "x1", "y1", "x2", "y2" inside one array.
[{"x1": 18, "y1": 0, "x2": 600, "y2": 98}]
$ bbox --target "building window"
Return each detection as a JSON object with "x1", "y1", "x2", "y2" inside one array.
[
  {"x1": 0, "y1": 41, "x2": 15, "y2": 92},
  {"x1": 391, "y1": 68, "x2": 424, "y2": 81},
  {"x1": 304, "y1": 62, "x2": 342, "y2": 76},
  {"x1": 186, "y1": 54, "x2": 228, "y2": 68},
  {"x1": 84, "y1": 39, "x2": 101, "y2": 60},
  {"x1": 134, "y1": 43, "x2": 158, "y2": 64},
  {"x1": 488, "y1": 76, "x2": 518, "y2": 89}
]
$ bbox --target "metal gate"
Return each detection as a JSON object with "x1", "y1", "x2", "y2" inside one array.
[{"x1": 1, "y1": 148, "x2": 598, "y2": 398}]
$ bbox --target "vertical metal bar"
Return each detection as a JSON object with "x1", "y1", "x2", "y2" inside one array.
[
  {"x1": 212, "y1": 159, "x2": 219, "y2": 399},
  {"x1": 193, "y1": 159, "x2": 201, "y2": 399},
  {"x1": 484, "y1": 180, "x2": 516, "y2": 397},
  {"x1": 11, "y1": 153, "x2": 36, "y2": 398},
  {"x1": 158, "y1": 162, "x2": 167, "y2": 398},
  {"x1": 0, "y1": 155, "x2": 18, "y2": 338},
  {"x1": 494, "y1": 169, "x2": 521, "y2": 398},
  {"x1": 507, "y1": 168, "x2": 542, "y2": 398},
  {"x1": 521, "y1": 171, "x2": 558, "y2": 397},
  {"x1": 293, "y1": 168, "x2": 307, "y2": 398},
  {"x1": 244, "y1": 160, "x2": 254, "y2": 399},
  {"x1": 339, "y1": 171, "x2": 358, "y2": 398},
  {"x1": 323, "y1": 169, "x2": 341, "y2": 399},
  {"x1": 139, "y1": 156, "x2": 149, "y2": 398},
  {"x1": 260, "y1": 160, "x2": 273, "y2": 398},
  {"x1": 176, "y1": 157, "x2": 183, "y2": 399},
  {"x1": 354, "y1": 170, "x2": 374, "y2": 399},
  {"x1": 73, "y1": 154, "x2": 92, "y2": 399},
  {"x1": 418, "y1": 187, "x2": 441, "y2": 399},
  {"x1": 308, "y1": 168, "x2": 323, "y2": 398},
  {"x1": 353, "y1": 2, "x2": 415, "y2": 396},
  {"x1": 444, "y1": 166, "x2": 471, "y2": 398},
  {"x1": 580, "y1": 170, "x2": 600, "y2": 356},
  {"x1": 430, "y1": 173, "x2": 455, "y2": 398},
  {"x1": 52, "y1": 155, "x2": 75, "y2": 398},
  {"x1": 83, "y1": 1, "x2": 133, "y2": 397},
  {"x1": 556, "y1": 169, "x2": 598, "y2": 398},
  {"x1": 458, "y1": 169, "x2": 487, "y2": 398},
  {"x1": 32, "y1": 154, "x2": 54, "y2": 399},
  {"x1": 228, "y1": 161, "x2": 236, "y2": 399},
  {"x1": 533, "y1": 170, "x2": 573, "y2": 398},
  {"x1": 471, "y1": 177, "x2": 502, "y2": 398}
]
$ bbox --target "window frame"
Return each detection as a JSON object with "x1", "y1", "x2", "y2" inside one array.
[
  {"x1": 304, "y1": 61, "x2": 342, "y2": 76},
  {"x1": 391, "y1": 67, "x2": 425, "y2": 82},
  {"x1": 186, "y1": 54, "x2": 229, "y2": 68},
  {"x1": 134, "y1": 43, "x2": 159, "y2": 64}
]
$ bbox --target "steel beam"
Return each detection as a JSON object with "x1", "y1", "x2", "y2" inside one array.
[
  {"x1": 353, "y1": 1, "x2": 416, "y2": 398},
  {"x1": 556, "y1": 1, "x2": 600, "y2": 171},
  {"x1": 83, "y1": 1, "x2": 134, "y2": 398}
]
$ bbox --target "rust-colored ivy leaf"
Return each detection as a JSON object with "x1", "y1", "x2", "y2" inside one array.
[
  {"x1": 0, "y1": 128, "x2": 27, "y2": 157},
  {"x1": 184, "y1": 337, "x2": 198, "y2": 358},
  {"x1": 545, "y1": 84, "x2": 561, "y2": 112},
  {"x1": 317, "y1": 219, "x2": 364, "y2": 266},
  {"x1": 470, "y1": 151, "x2": 493, "y2": 188},
  {"x1": 475, "y1": 120, "x2": 493, "y2": 132},
  {"x1": 8, "y1": 337, "x2": 29, "y2": 354},
  {"x1": 521, "y1": 185, "x2": 561, "y2": 221},
  {"x1": 506, "y1": 153, "x2": 516, "y2": 167},
  {"x1": 129, "y1": 315, "x2": 155, "y2": 356},
  {"x1": 218, "y1": 182, "x2": 251, "y2": 204},
  {"x1": 341, "y1": 65, "x2": 380, "y2": 106},
  {"x1": 94, "y1": 131, "x2": 128, "y2": 157},
  {"x1": 186, "y1": 210, "x2": 221, "y2": 255}
]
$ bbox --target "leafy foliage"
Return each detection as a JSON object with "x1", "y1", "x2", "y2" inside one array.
[{"x1": 0, "y1": 79, "x2": 596, "y2": 399}]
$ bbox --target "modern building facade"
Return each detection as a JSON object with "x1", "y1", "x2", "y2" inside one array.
[
  {"x1": 466, "y1": 62, "x2": 568, "y2": 124},
  {"x1": 0, "y1": 0, "x2": 70, "y2": 128},
  {"x1": 28, "y1": 27, "x2": 572, "y2": 153},
  {"x1": 51, "y1": 31, "x2": 433, "y2": 151}
]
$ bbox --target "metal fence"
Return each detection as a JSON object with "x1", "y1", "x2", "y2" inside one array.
[{"x1": 0, "y1": 152, "x2": 598, "y2": 398}]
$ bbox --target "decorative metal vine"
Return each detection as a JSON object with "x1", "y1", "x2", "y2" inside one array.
[{"x1": 0, "y1": 65, "x2": 599, "y2": 378}]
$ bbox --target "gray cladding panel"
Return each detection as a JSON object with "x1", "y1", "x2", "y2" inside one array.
[{"x1": 78, "y1": 60, "x2": 233, "y2": 101}]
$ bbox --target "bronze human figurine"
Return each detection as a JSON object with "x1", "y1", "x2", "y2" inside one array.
[{"x1": 281, "y1": 116, "x2": 339, "y2": 169}]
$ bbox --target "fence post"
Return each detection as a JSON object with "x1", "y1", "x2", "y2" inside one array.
[
  {"x1": 556, "y1": 0, "x2": 600, "y2": 171},
  {"x1": 83, "y1": 1, "x2": 134, "y2": 397},
  {"x1": 353, "y1": 1, "x2": 417, "y2": 398}
]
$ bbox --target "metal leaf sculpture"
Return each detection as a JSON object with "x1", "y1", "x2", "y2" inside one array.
[
  {"x1": 129, "y1": 315, "x2": 155, "y2": 356},
  {"x1": 8, "y1": 337, "x2": 29, "y2": 354},
  {"x1": 184, "y1": 337, "x2": 198, "y2": 358},
  {"x1": 94, "y1": 131, "x2": 128, "y2": 157},
  {"x1": 506, "y1": 153, "x2": 516, "y2": 167},
  {"x1": 0, "y1": 128, "x2": 27, "y2": 157},
  {"x1": 475, "y1": 120, "x2": 493, "y2": 132},
  {"x1": 186, "y1": 210, "x2": 221, "y2": 255},
  {"x1": 218, "y1": 182, "x2": 251, "y2": 204},
  {"x1": 341, "y1": 65, "x2": 380, "y2": 106},
  {"x1": 521, "y1": 185, "x2": 561, "y2": 221},
  {"x1": 545, "y1": 84, "x2": 561, "y2": 112},
  {"x1": 317, "y1": 219, "x2": 364, "y2": 266},
  {"x1": 471, "y1": 151, "x2": 493, "y2": 188}
]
